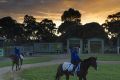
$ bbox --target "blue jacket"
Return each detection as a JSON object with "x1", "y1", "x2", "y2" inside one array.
[
  {"x1": 70, "y1": 48, "x2": 80, "y2": 65},
  {"x1": 14, "y1": 47, "x2": 20, "y2": 59}
]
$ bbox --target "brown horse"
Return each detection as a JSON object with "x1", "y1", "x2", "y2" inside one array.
[
  {"x1": 9, "y1": 54, "x2": 23, "y2": 71},
  {"x1": 55, "y1": 57, "x2": 97, "y2": 80}
]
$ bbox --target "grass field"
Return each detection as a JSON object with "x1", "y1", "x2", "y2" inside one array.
[
  {"x1": 0, "y1": 54, "x2": 120, "y2": 68},
  {"x1": 0, "y1": 55, "x2": 53, "y2": 68},
  {"x1": 19, "y1": 64, "x2": 120, "y2": 80}
]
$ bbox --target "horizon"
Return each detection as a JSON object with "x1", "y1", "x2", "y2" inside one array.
[{"x1": 0, "y1": 0, "x2": 120, "y2": 27}]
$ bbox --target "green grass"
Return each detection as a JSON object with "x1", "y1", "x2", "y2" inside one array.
[
  {"x1": 0, "y1": 56, "x2": 53, "y2": 68},
  {"x1": 0, "y1": 54, "x2": 120, "y2": 68},
  {"x1": 23, "y1": 56, "x2": 53, "y2": 64},
  {"x1": 80, "y1": 54, "x2": 120, "y2": 61},
  {"x1": 0, "y1": 61, "x2": 11, "y2": 68},
  {"x1": 20, "y1": 64, "x2": 120, "y2": 80}
]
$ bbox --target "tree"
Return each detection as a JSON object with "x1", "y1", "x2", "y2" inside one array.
[
  {"x1": 37, "y1": 18, "x2": 57, "y2": 42},
  {"x1": 107, "y1": 12, "x2": 120, "y2": 21},
  {"x1": 103, "y1": 12, "x2": 120, "y2": 38},
  {"x1": 23, "y1": 15, "x2": 38, "y2": 40},
  {"x1": 0, "y1": 16, "x2": 23, "y2": 41},
  {"x1": 40, "y1": 19, "x2": 56, "y2": 33},
  {"x1": 14, "y1": 23, "x2": 25, "y2": 41},
  {"x1": 58, "y1": 8, "x2": 82, "y2": 42},
  {"x1": 58, "y1": 21, "x2": 84, "y2": 44},
  {"x1": 58, "y1": 21, "x2": 83, "y2": 39},
  {"x1": 61, "y1": 8, "x2": 81, "y2": 23},
  {"x1": 83, "y1": 22, "x2": 107, "y2": 39}
]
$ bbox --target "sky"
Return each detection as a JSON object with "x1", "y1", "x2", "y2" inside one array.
[{"x1": 0, "y1": 0, "x2": 120, "y2": 27}]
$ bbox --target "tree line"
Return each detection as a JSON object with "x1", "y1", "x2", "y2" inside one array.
[{"x1": 0, "y1": 8, "x2": 120, "y2": 44}]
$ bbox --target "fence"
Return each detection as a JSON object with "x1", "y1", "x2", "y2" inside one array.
[{"x1": 4, "y1": 42, "x2": 63, "y2": 56}]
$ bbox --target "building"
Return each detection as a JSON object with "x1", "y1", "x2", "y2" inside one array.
[{"x1": 67, "y1": 38, "x2": 104, "y2": 54}]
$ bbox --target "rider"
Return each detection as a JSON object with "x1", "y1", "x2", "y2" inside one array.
[
  {"x1": 70, "y1": 46, "x2": 81, "y2": 74},
  {"x1": 14, "y1": 47, "x2": 20, "y2": 59}
]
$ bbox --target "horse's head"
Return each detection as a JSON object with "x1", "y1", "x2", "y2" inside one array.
[
  {"x1": 88, "y1": 57, "x2": 97, "y2": 70},
  {"x1": 9, "y1": 54, "x2": 16, "y2": 60}
]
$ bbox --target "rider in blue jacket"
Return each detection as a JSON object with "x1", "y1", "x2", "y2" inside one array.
[
  {"x1": 70, "y1": 47, "x2": 81, "y2": 65},
  {"x1": 14, "y1": 47, "x2": 20, "y2": 59},
  {"x1": 70, "y1": 47, "x2": 81, "y2": 74}
]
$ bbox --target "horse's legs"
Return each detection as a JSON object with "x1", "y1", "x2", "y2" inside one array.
[
  {"x1": 16, "y1": 62, "x2": 19, "y2": 71},
  {"x1": 12, "y1": 62, "x2": 14, "y2": 71},
  {"x1": 18, "y1": 59, "x2": 21, "y2": 70},
  {"x1": 19, "y1": 59, "x2": 23, "y2": 70},
  {"x1": 56, "y1": 76, "x2": 60, "y2": 80},
  {"x1": 78, "y1": 77, "x2": 82, "y2": 80},
  {"x1": 83, "y1": 77, "x2": 86, "y2": 80},
  {"x1": 17, "y1": 58, "x2": 21, "y2": 70},
  {"x1": 55, "y1": 72, "x2": 63, "y2": 80},
  {"x1": 16, "y1": 63, "x2": 18, "y2": 71},
  {"x1": 21, "y1": 59, "x2": 23, "y2": 65},
  {"x1": 55, "y1": 64, "x2": 64, "y2": 80},
  {"x1": 18, "y1": 61, "x2": 20, "y2": 70},
  {"x1": 65, "y1": 74, "x2": 69, "y2": 80}
]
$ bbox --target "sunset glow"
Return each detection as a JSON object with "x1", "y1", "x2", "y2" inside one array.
[{"x1": 0, "y1": 0, "x2": 120, "y2": 27}]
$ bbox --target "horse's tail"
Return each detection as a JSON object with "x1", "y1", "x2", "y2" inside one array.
[{"x1": 55, "y1": 64, "x2": 63, "y2": 80}]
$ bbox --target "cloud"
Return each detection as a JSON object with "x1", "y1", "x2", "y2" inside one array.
[
  {"x1": 0, "y1": 0, "x2": 8, "y2": 3},
  {"x1": 0, "y1": 0, "x2": 119, "y2": 25}
]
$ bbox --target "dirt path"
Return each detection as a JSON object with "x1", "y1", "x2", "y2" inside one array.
[
  {"x1": 0, "y1": 59, "x2": 120, "y2": 80},
  {"x1": 0, "y1": 59, "x2": 68, "y2": 80}
]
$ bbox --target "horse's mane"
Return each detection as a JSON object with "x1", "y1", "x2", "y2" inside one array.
[{"x1": 83, "y1": 57, "x2": 96, "y2": 62}]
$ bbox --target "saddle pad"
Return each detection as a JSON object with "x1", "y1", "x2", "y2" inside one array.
[
  {"x1": 20, "y1": 54, "x2": 24, "y2": 59},
  {"x1": 62, "y1": 62, "x2": 74, "y2": 72},
  {"x1": 75, "y1": 63, "x2": 80, "y2": 72}
]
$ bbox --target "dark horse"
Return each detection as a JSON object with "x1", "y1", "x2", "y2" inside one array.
[
  {"x1": 55, "y1": 57, "x2": 97, "y2": 80},
  {"x1": 9, "y1": 54, "x2": 23, "y2": 71}
]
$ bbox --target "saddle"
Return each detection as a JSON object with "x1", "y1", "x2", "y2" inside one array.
[{"x1": 62, "y1": 62, "x2": 80, "y2": 73}]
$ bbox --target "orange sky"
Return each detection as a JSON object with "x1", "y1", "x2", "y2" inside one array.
[{"x1": 0, "y1": 0, "x2": 120, "y2": 27}]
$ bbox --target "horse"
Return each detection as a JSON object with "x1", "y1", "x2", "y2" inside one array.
[
  {"x1": 55, "y1": 57, "x2": 97, "y2": 80},
  {"x1": 9, "y1": 54, "x2": 23, "y2": 71}
]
